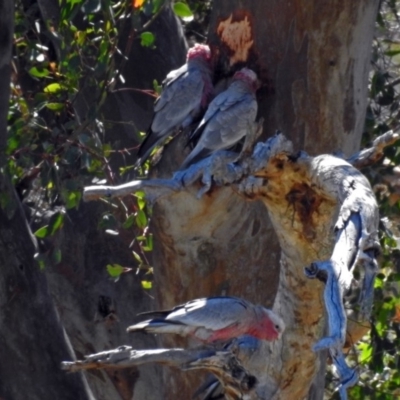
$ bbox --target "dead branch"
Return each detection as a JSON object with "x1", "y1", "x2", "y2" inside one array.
[
  {"x1": 347, "y1": 130, "x2": 399, "y2": 168},
  {"x1": 83, "y1": 178, "x2": 180, "y2": 203},
  {"x1": 61, "y1": 346, "x2": 214, "y2": 372},
  {"x1": 62, "y1": 336, "x2": 272, "y2": 400}
]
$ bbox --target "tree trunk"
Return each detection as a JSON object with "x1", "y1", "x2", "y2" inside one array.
[{"x1": 149, "y1": 1, "x2": 379, "y2": 399}]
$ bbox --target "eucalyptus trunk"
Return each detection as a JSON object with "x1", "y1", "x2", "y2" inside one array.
[{"x1": 149, "y1": 1, "x2": 379, "y2": 399}]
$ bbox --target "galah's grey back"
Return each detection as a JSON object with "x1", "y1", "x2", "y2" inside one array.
[
  {"x1": 136, "y1": 44, "x2": 213, "y2": 166},
  {"x1": 162, "y1": 297, "x2": 256, "y2": 331},
  {"x1": 179, "y1": 67, "x2": 258, "y2": 170}
]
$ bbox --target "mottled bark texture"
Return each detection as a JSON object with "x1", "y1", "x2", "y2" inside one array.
[{"x1": 144, "y1": 1, "x2": 379, "y2": 399}]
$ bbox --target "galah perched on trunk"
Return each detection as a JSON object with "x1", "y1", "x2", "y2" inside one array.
[
  {"x1": 127, "y1": 296, "x2": 285, "y2": 342},
  {"x1": 136, "y1": 44, "x2": 213, "y2": 165},
  {"x1": 179, "y1": 67, "x2": 258, "y2": 170}
]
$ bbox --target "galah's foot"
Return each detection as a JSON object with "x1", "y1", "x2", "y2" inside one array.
[{"x1": 173, "y1": 151, "x2": 242, "y2": 197}]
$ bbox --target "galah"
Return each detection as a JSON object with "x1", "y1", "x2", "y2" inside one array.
[
  {"x1": 126, "y1": 296, "x2": 285, "y2": 343},
  {"x1": 179, "y1": 67, "x2": 258, "y2": 170},
  {"x1": 136, "y1": 44, "x2": 213, "y2": 165}
]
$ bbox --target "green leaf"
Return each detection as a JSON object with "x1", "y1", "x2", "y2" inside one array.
[
  {"x1": 173, "y1": 2, "x2": 193, "y2": 18},
  {"x1": 44, "y1": 83, "x2": 63, "y2": 93},
  {"x1": 132, "y1": 250, "x2": 142, "y2": 263},
  {"x1": 67, "y1": 0, "x2": 84, "y2": 6},
  {"x1": 7, "y1": 136, "x2": 20, "y2": 152},
  {"x1": 358, "y1": 342, "x2": 372, "y2": 363},
  {"x1": 49, "y1": 211, "x2": 65, "y2": 235},
  {"x1": 65, "y1": 190, "x2": 81, "y2": 209},
  {"x1": 135, "y1": 190, "x2": 146, "y2": 199},
  {"x1": 135, "y1": 209, "x2": 148, "y2": 228},
  {"x1": 143, "y1": 234, "x2": 153, "y2": 251},
  {"x1": 29, "y1": 66, "x2": 49, "y2": 78},
  {"x1": 34, "y1": 225, "x2": 49, "y2": 238},
  {"x1": 153, "y1": 80, "x2": 162, "y2": 95},
  {"x1": 123, "y1": 214, "x2": 135, "y2": 229},
  {"x1": 106, "y1": 263, "x2": 124, "y2": 278},
  {"x1": 151, "y1": 0, "x2": 163, "y2": 13},
  {"x1": 141, "y1": 280, "x2": 152, "y2": 289},
  {"x1": 140, "y1": 31, "x2": 155, "y2": 47},
  {"x1": 385, "y1": 50, "x2": 400, "y2": 57},
  {"x1": 137, "y1": 197, "x2": 146, "y2": 210},
  {"x1": 46, "y1": 102, "x2": 64, "y2": 111},
  {"x1": 119, "y1": 165, "x2": 134, "y2": 176}
]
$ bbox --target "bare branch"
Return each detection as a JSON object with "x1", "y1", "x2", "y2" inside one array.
[
  {"x1": 62, "y1": 336, "x2": 274, "y2": 400},
  {"x1": 83, "y1": 179, "x2": 181, "y2": 203},
  {"x1": 62, "y1": 345, "x2": 216, "y2": 372},
  {"x1": 347, "y1": 130, "x2": 399, "y2": 168}
]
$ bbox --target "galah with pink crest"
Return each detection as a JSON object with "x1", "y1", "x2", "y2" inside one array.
[
  {"x1": 136, "y1": 44, "x2": 214, "y2": 165},
  {"x1": 179, "y1": 67, "x2": 258, "y2": 170},
  {"x1": 126, "y1": 296, "x2": 285, "y2": 343}
]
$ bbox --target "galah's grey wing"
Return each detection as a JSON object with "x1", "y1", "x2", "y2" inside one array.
[
  {"x1": 153, "y1": 64, "x2": 188, "y2": 113},
  {"x1": 188, "y1": 86, "x2": 242, "y2": 142},
  {"x1": 167, "y1": 297, "x2": 251, "y2": 331},
  {"x1": 181, "y1": 96, "x2": 257, "y2": 168},
  {"x1": 200, "y1": 95, "x2": 257, "y2": 151},
  {"x1": 137, "y1": 68, "x2": 205, "y2": 162},
  {"x1": 151, "y1": 68, "x2": 204, "y2": 135}
]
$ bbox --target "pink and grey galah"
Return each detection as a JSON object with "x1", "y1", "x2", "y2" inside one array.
[
  {"x1": 126, "y1": 296, "x2": 285, "y2": 343},
  {"x1": 179, "y1": 67, "x2": 258, "y2": 170},
  {"x1": 136, "y1": 44, "x2": 214, "y2": 165}
]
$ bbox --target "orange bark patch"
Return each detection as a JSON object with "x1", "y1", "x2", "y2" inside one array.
[
  {"x1": 217, "y1": 12, "x2": 254, "y2": 65},
  {"x1": 285, "y1": 183, "x2": 322, "y2": 240}
]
